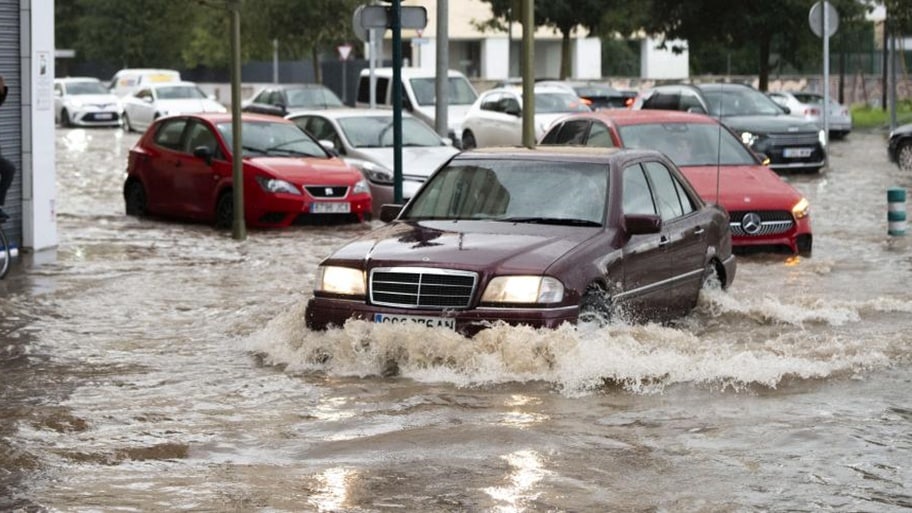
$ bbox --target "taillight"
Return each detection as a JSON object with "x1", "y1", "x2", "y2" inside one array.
[{"x1": 805, "y1": 107, "x2": 820, "y2": 116}]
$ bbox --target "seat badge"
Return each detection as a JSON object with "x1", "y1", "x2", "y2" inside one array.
[{"x1": 325, "y1": 187, "x2": 333, "y2": 196}]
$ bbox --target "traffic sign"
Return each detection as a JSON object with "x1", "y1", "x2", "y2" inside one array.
[
  {"x1": 809, "y1": 1, "x2": 839, "y2": 38},
  {"x1": 337, "y1": 43, "x2": 353, "y2": 61}
]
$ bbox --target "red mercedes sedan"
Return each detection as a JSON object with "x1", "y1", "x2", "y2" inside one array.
[
  {"x1": 123, "y1": 113, "x2": 372, "y2": 228},
  {"x1": 541, "y1": 110, "x2": 813, "y2": 256}
]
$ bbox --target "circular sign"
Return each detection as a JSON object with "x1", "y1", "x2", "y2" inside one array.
[{"x1": 809, "y1": 1, "x2": 839, "y2": 38}]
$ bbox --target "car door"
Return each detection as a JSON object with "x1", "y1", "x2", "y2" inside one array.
[
  {"x1": 173, "y1": 119, "x2": 224, "y2": 219},
  {"x1": 144, "y1": 118, "x2": 190, "y2": 213},
  {"x1": 618, "y1": 162, "x2": 672, "y2": 316},
  {"x1": 131, "y1": 88, "x2": 156, "y2": 130},
  {"x1": 493, "y1": 93, "x2": 523, "y2": 146},
  {"x1": 642, "y1": 160, "x2": 709, "y2": 312}
]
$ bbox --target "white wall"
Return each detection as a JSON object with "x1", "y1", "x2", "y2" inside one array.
[
  {"x1": 480, "y1": 38, "x2": 509, "y2": 80},
  {"x1": 572, "y1": 38, "x2": 602, "y2": 79},
  {"x1": 23, "y1": 0, "x2": 58, "y2": 251},
  {"x1": 640, "y1": 37, "x2": 689, "y2": 80}
]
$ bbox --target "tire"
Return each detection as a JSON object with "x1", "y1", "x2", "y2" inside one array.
[
  {"x1": 578, "y1": 286, "x2": 613, "y2": 325},
  {"x1": 462, "y1": 131, "x2": 477, "y2": 150},
  {"x1": 124, "y1": 180, "x2": 147, "y2": 217},
  {"x1": 797, "y1": 234, "x2": 813, "y2": 258},
  {"x1": 214, "y1": 191, "x2": 234, "y2": 229},
  {"x1": 61, "y1": 109, "x2": 72, "y2": 128},
  {"x1": 702, "y1": 261, "x2": 722, "y2": 290},
  {"x1": 123, "y1": 113, "x2": 134, "y2": 133},
  {"x1": 898, "y1": 141, "x2": 912, "y2": 171},
  {"x1": 0, "y1": 227, "x2": 10, "y2": 279}
]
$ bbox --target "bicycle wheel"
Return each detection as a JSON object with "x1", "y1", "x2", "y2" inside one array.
[{"x1": 0, "y1": 227, "x2": 10, "y2": 279}]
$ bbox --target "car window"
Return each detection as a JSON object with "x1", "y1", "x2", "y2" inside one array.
[
  {"x1": 679, "y1": 90, "x2": 705, "y2": 113},
  {"x1": 183, "y1": 121, "x2": 219, "y2": 156},
  {"x1": 217, "y1": 120, "x2": 328, "y2": 158},
  {"x1": 641, "y1": 91, "x2": 680, "y2": 110},
  {"x1": 338, "y1": 116, "x2": 442, "y2": 148},
  {"x1": 534, "y1": 92, "x2": 590, "y2": 113},
  {"x1": 136, "y1": 89, "x2": 152, "y2": 100},
  {"x1": 376, "y1": 78, "x2": 390, "y2": 104},
  {"x1": 622, "y1": 164, "x2": 657, "y2": 216},
  {"x1": 644, "y1": 161, "x2": 689, "y2": 220},
  {"x1": 499, "y1": 95, "x2": 521, "y2": 114},
  {"x1": 586, "y1": 122, "x2": 614, "y2": 148},
  {"x1": 154, "y1": 118, "x2": 189, "y2": 151},
  {"x1": 480, "y1": 92, "x2": 502, "y2": 112},
  {"x1": 66, "y1": 81, "x2": 109, "y2": 95},
  {"x1": 253, "y1": 89, "x2": 269, "y2": 103},
  {"x1": 403, "y1": 159, "x2": 607, "y2": 225},
  {"x1": 617, "y1": 122, "x2": 757, "y2": 166},
  {"x1": 546, "y1": 120, "x2": 589, "y2": 145},
  {"x1": 300, "y1": 116, "x2": 336, "y2": 142},
  {"x1": 285, "y1": 87, "x2": 344, "y2": 108},
  {"x1": 408, "y1": 76, "x2": 478, "y2": 106},
  {"x1": 701, "y1": 87, "x2": 783, "y2": 116},
  {"x1": 156, "y1": 85, "x2": 207, "y2": 100}
]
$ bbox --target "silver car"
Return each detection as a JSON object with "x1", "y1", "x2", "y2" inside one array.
[
  {"x1": 768, "y1": 90, "x2": 853, "y2": 139},
  {"x1": 54, "y1": 77, "x2": 122, "y2": 127},
  {"x1": 287, "y1": 108, "x2": 459, "y2": 218}
]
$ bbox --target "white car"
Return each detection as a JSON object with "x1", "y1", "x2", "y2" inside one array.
[
  {"x1": 460, "y1": 85, "x2": 591, "y2": 149},
  {"x1": 768, "y1": 90, "x2": 853, "y2": 139},
  {"x1": 288, "y1": 108, "x2": 459, "y2": 217},
  {"x1": 121, "y1": 81, "x2": 227, "y2": 133},
  {"x1": 53, "y1": 77, "x2": 122, "y2": 127}
]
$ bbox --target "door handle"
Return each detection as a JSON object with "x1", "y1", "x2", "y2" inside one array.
[
  {"x1": 658, "y1": 235, "x2": 669, "y2": 247},
  {"x1": 694, "y1": 226, "x2": 705, "y2": 235}
]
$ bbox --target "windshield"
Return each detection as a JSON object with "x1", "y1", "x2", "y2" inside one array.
[
  {"x1": 216, "y1": 121, "x2": 328, "y2": 158},
  {"x1": 534, "y1": 92, "x2": 591, "y2": 113},
  {"x1": 409, "y1": 77, "x2": 478, "y2": 106},
  {"x1": 701, "y1": 87, "x2": 784, "y2": 117},
  {"x1": 403, "y1": 159, "x2": 607, "y2": 225},
  {"x1": 618, "y1": 122, "x2": 757, "y2": 167},
  {"x1": 156, "y1": 85, "x2": 208, "y2": 100},
  {"x1": 285, "y1": 87, "x2": 344, "y2": 108},
  {"x1": 65, "y1": 81, "x2": 109, "y2": 95},
  {"x1": 338, "y1": 116, "x2": 444, "y2": 148}
]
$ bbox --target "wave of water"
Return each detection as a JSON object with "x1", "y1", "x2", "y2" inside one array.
[{"x1": 244, "y1": 287, "x2": 912, "y2": 397}]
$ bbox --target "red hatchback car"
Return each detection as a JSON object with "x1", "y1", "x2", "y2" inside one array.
[
  {"x1": 123, "y1": 113, "x2": 372, "y2": 228},
  {"x1": 541, "y1": 110, "x2": 813, "y2": 256}
]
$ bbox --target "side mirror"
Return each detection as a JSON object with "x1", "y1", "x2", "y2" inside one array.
[
  {"x1": 193, "y1": 146, "x2": 214, "y2": 165},
  {"x1": 780, "y1": 106, "x2": 791, "y2": 115},
  {"x1": 142, "y1": 96, "x2": 153, "y2": 104},
  {"x1": 379, "y1": 204, "x2": 404, "y2": 223},
  {"x1": 686, "y1": 106, "x2": 707, "y2": 115},
  {"x1": 624, "y1": 214, "x2": 662, "y2": 236},
  {"x1": 319, "y1": 140, "x2": 338, "y2": 153}
]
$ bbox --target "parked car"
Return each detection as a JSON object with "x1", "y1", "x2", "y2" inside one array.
[
  {"x1": 541, "y1": 109, "x2": 813, "y2": 255},
  {"x1": 537, "y1": 80, "x2": 637, "y2": 110},
  {"x1": 767, "y1": 90, "x2": 853, "y2": 139},
  {"x1": 241, "y1": 84, "x2": 345, "y2": 116},
  {"x1": 633, "y1": 83, "x2": 827, "y2": 173},
  {"x1": 888, "y1": 123, "x2": 912, "y2": 171},
  {"x1": 460, "y1": 84, "x2": 591, "y2": 149},
  {"x1": 123, "y1": 113, "x2": 372, "y2": 228},
  {"x1": 305, "y1": 146, "x2": 736, "y2": 336},
  {"x1": 53, "y1": 77, "x2": 122, "y2": 127},
  {"x1": 121, "y1": 81, "x2": 227, "y2": 133},
  {"x1": 107, "y1": 68, "x2": 181, "y2": 98},
  {"x1": 287, "y1": 108, "x2": 459, "y2": 217},
  {"x1": 355, "y1": 67, "x2": 479, "y2": 148}
]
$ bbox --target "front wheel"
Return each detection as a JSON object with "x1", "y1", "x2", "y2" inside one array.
[
  {"x1": 462, "y1": 131, "x2": 477, "y2": 150},
  {"x1": 123, "y1": 112, "x2": 135, "y2": 133},
  {"x1": 214, "y1": 191, "x2": 234, "y2": 229},
  {"x1": 578, "y1": 286, "x2": 613, "y2": 325},
  {"x1": 124, "y1": 180, "x2": 147, "y2": 217},
  {"x1": 0, "y1": 227, "x2": 10, "y2": 279},
  {"x1": 898, "y1": 141, "x2": 912, "y2": 171}
]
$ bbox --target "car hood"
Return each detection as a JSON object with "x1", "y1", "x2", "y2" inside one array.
[
  {"x1": 65, "y1": 94, "x2": 120, "y2": 106},
  {"x1": 415, "y1": 104, "x2": 473, "y2": 131},
  {"x1": 249, "y1": 157, "x2": 362, "y2": 184},
  {"x1": 721, "y1": 115, "x2": 820, "y2": 135},
  {"x1": 156, "y1": 99, "x2": 226, "y2": 114},
  {"x1": 680, "y1": 164, "x2": 804, "y2": 210},
  {"x1": 325, "y1": 220, "x2": 598, "y2": 273},
  {"x1": 351, "y1": 146, "x2": 459, "y2": 178}
]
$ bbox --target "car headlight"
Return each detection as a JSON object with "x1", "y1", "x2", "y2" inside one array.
[
  {"x1": 481, "y1": 276, "x2": 564, "y2": 304},
  {"x1": 818, "y1": 129, "x2": 827, "y2": 147},
  {"x1": 792, "y1": 197, "x2": 810, "y2": 219},
  {"x1": 315, "y1": 266, "x2": 365, "y2": 296},
  {"x1": 67, "y1": 99, "x2": 85, "y2": 108},
  {"x1": 255, "y1": 176, "x2": 301, "y2": 195},
  {"x1": 353, "y1": 178, "x2": 370, "y2": 195},
  {"x1": 740, "y1": 131, "x2": 758, "y2": 147},
  {"x1": 347, "y1": 159, "x2": 394, "y2": 185}
]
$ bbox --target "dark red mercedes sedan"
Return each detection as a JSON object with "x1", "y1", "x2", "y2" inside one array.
[
  {"x1": 123, "y1": 113, "x2": 372, "y2": 228},
  {"x1": 305, "y1": 146, "x2": 736, "y2": 336}
]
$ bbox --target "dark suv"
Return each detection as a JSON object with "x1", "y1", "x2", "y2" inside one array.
[{"x1": 633, "y1": 83, "x2": 827, "y2": 173}]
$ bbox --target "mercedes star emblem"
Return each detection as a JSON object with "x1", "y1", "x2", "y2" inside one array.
[{"x1": 741, "y1": 212, "x2": 762, "y2": 235}]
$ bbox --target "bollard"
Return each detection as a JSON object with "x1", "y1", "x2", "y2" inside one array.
[{"x1": 888, "y1": 187, "x2": 907, "y2": 236}]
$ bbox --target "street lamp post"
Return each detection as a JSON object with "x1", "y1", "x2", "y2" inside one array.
[{"x1": 229, "y1": 0, "x2": 246, "y2": 240}]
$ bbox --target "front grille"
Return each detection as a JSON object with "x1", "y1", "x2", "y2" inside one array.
[
  {"x1": 370, "y1": 267, "x2": 477, "y2": 309},
  {"x1": 305, "y1": 185, "x2": 348, "y2": 198},
  {"x1": 84, "y1": 112, "x2": 120, "y2": 122},
  {"x1": 766, "y1": 132, "x2": 820, "y2": 146},
  {"x1": 729, "y1": 210, "x2": 795, "y2": 237}
]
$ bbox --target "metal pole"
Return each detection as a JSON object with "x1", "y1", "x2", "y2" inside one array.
[
  {"x1": 890, "y1": 28, "x2": 898, "y2": 131},
  {"x1": 370, "y1": 29, "x2": 378, "y2": 109},
  {"x1": 435, "y1": 0, "x2": 449, "y2": 139},
  {"x1": 273, "y1": 38, "x2": 278, "y2": 84},
  {"x1": 521, "y1": 0, "x2": 534, "y2": 148},
  {"x1": 392, "y1": 0, "x2": 403, "y2": 202},
  {"x1": 230, "y1": 2, "x2": 246, "y2": 240},
  {"x1": 822, "y1": 2, "x2": 830, "y2": 147}
]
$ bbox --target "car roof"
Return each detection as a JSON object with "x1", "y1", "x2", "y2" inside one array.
[
  {"x1": 287, "y1": 107, "x2": 415, "y2": 120},
  {"x1": 55, "y1": 77, "x2": 104, "y2": 83},
  {"x1": 457, "y1": 145, "x2": 664, "y2": 164},
  {"x1": 184, "y1": 112, "x2": 293, "y2": 124},
  {"x1": 358, "y1": 67, "x2": 468, "y2": 79},
  {"x1": 557, "y1": 109, "x2": 719, "y2": 127},
  {"x1": 146, "y1": 81, "x2": 199, "y2": 89}
]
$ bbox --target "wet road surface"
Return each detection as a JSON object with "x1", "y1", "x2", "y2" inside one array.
[{"x1": 1, "y1": 127, "x2": 911, "y2": 512}]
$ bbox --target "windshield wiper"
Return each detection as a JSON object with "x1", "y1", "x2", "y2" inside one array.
[
  {"x1": 499, "y1": 216, "x2": 601, "y2": 227},
  {"x1": 268, "y1": 148, "x2": 322, "y2": 158},
  {"x1": 242, "y1": 145, "x2": 267, "y2": 154},
  {"x1": 266, "y1": 138, "x2": 315, "y2": 152}
]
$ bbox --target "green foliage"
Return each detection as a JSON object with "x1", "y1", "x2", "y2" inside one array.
[{"x1": 851, "y1": 100, "x2": 912, "y2": 129}]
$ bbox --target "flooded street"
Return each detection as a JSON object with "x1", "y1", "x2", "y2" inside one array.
[{"x1": 1, "y1": 126, "x2": 911, "y2": 512}]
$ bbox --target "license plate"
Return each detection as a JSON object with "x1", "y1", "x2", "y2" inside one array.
[
  {"x1": 783, "y1": 147, "x2": 813, "y2": 158},
  {"x1": 95, "y1": 113, "x2": 114, "y2": 120},
  {"x1": 311, "y1": 202, "x2": 351, "y2": 214},
  {"x1": 373, "y1": 313, "x2": 455, "y2": 329}
]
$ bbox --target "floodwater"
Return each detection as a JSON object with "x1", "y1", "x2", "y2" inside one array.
[{"x1": 1, "y1": 127, "x2": 911, "y2": 512}]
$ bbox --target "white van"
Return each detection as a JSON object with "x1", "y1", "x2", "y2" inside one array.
[
  {"x1": 108, "y1": 68, "x2": 181, "y2": 97},
  {"x1": 355, "y1": 67, "x2": 478, "y2": 147}
]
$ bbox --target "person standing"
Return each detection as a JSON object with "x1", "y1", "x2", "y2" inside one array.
[{"x1": 0, "y1": 74, "x2": 15, "y2": 221}]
